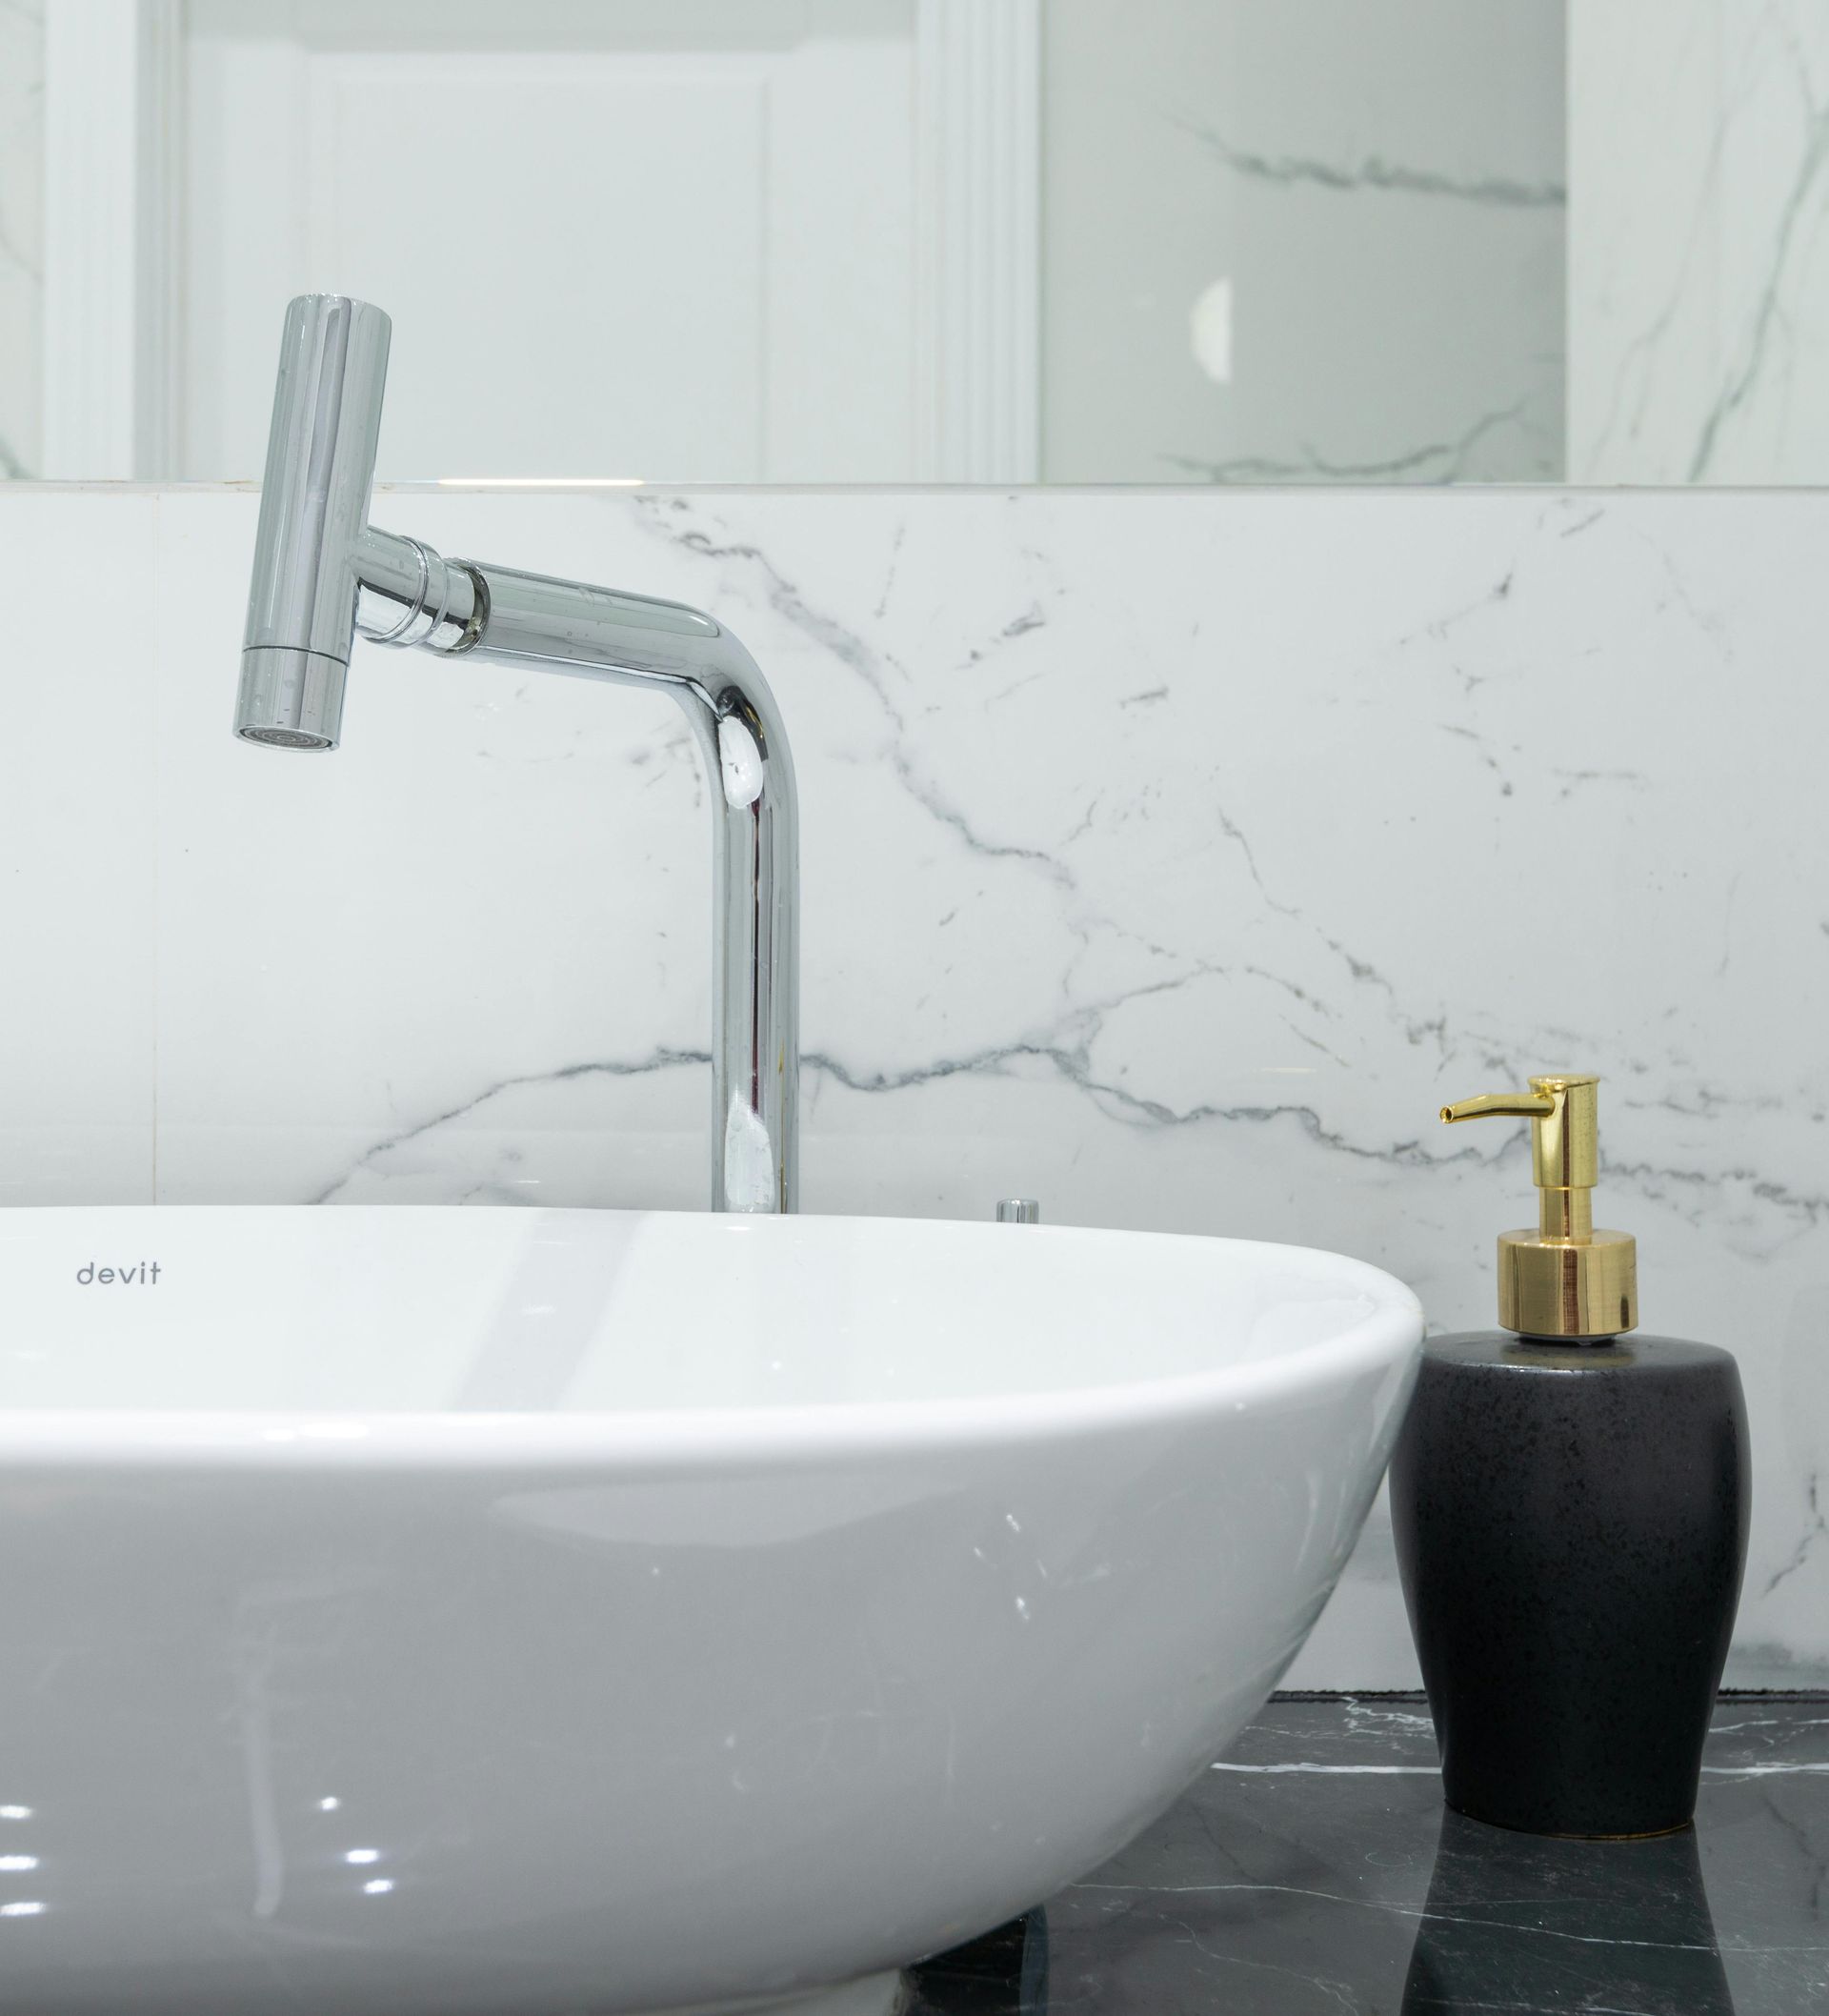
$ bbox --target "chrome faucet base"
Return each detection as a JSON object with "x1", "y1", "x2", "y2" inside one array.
[{"x1": 235, "y1": 295, "x2": 799, "y2": 1215}]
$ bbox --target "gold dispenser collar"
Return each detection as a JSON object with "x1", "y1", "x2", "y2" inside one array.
[{"x1": 1440, "y1": 1074, "x2": 1638, "y2": 1341}]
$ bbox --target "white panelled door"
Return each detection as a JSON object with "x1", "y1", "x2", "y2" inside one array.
[
  {"x1": 182, "y1": 0, "x2": 921, "y2": 480},
  {"x1": 43, "y1": 0, "x2": 1036, "y2": 482}
]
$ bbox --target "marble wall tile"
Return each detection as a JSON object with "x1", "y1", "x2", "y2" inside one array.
[
  {"x1": 0, "y1": 489, "x2": 157, "y2": 1200},
  {"x1": 0, "y1": 0, "x2": 43, "y2": 478},
  {"x1": 4, "y1": 481, "x2": 1827, "y2": 1688},
  {"x1": 1571, "y1": 0, "x2": 1829, "y2": 482}
]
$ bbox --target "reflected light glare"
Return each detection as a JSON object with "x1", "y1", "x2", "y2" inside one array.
[
  {"x1": 362, "y1": 1878, "x2": 395, "y2": 1895},
  {"x1": 0, "y1": 1808, "x2": 30, "y2": 1822},
  {"x1": 0, "y1": 1902, "x2": 45, "y2": 1918},
  {"x1": 433, "y1": 477, "x2": 644, "y2": 489},
  {"x1": 0, "y1": 1857, "x2": 36, "y2": 1872},
  {"x1": 344, "y1": 1848, "x2": 381, "y2": 1865}
]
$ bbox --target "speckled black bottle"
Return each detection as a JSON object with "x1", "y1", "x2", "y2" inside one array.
[
  {"x1": 1391, "y1": 1331, "x2": 1748, "y2": 1836},
  {"x1": 1391, "y1": 1076, "x2": 1750, "y2": 1838}
]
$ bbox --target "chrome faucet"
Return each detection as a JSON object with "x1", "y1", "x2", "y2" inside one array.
[{"x1": 235, "y1": 294, "x2": 798, "y2": 1214}]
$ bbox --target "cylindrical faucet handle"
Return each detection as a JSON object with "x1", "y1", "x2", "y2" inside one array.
[
  {"x1": 237, "y1": 294, "x2": 392, "y2": 749},
  {"x1": 995, "y1": 1198, "x2": 1040, "y2": 1224}
]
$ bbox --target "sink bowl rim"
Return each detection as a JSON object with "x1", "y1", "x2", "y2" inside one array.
[{"x1": 0, "y1": 1205, "x2": 1423, "y2": 1469}]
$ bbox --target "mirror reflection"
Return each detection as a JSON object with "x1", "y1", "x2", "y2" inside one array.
[{"x1": 0, "y1": 3, "x2": 1813, "y2": 485}]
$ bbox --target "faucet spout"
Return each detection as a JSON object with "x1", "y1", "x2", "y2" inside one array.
[{"x1": 237, "y1": 295, "x2": 799, "y2": 1215}]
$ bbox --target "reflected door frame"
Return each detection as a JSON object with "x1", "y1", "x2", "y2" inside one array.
[{"x1": 41, "y1": 0, "x2": 1038, "y2": 484}]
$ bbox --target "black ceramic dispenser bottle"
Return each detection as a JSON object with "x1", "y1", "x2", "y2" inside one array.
[{"x1": 1390, "y1": 1074, "x2": 1749, "y2": 1837}]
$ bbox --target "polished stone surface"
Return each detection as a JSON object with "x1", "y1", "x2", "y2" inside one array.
[{"x1": 909, "y1": 1694, "x2": 1829, "y2": 2015}]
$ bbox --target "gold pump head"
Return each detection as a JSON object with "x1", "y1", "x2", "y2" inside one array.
[{"x1": 1440, "y1": 1074, "x2": 1638, "y2": 1341}]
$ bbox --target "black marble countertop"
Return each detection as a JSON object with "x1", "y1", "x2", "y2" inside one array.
[{"x1": 909, "y1": 1694, "x2": 1829, "y2": 2016}]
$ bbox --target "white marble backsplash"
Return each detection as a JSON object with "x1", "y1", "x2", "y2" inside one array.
[
  {"x1": 2, "y1": 482, "x2": 1825, "y2": 1688},
  {"x1": 1570, "y1": 0, "x2": 1829, "y2": 483}
]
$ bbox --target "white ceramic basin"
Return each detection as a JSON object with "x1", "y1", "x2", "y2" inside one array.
[{"x1": 0, "y1": 1206, "x2": 1419, "y2": 2015}]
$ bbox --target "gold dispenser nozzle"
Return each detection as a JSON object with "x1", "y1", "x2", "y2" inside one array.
[{"x1": 1440, "y1": 1074, "x2": 1637, "y2": 1341}]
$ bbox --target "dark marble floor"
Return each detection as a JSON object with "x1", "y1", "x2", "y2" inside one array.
[{"x1": 908, "y1": 1694, "x2": 1829, "y2": 2016}]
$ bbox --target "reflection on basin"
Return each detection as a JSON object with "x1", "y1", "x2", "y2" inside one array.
[{"x1": 0, "y1": 1205, "x2": 1420, "y2": 2015}]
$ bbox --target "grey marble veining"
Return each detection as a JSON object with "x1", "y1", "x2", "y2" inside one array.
[
  {"x1": 908, "y1": 1696, "x2": 1829, "y2": 2015},
  {"x1": 1, "y1": 482, "x2": 1826, "y2": 1689},
  {"x1": 1179, "y1": 122, "x2": 1566, "y2": 210},
  {"x1": 1161, "y1": 393, "x2": 1545, "y2": 485}
]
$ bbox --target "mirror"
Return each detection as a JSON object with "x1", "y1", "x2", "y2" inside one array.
[{"x1": 0, "y1": 3, "x2": 1808, "y2": 486}]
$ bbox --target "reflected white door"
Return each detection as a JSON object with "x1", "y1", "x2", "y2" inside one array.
[
  {"x1": 42, "y1": 0, "x2": 1037, "y2": 483},
  {"x1": 184, "y1": 0, "x2": 912, "y2": 481}
]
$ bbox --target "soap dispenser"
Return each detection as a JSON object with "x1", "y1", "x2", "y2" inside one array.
[{"x1": 1390, "y1": 1075, "x2": 1749, "y2": 1837}]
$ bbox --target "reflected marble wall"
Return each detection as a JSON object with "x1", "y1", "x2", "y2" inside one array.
[
  {"x1": 1044, "y1": 0, "x2": 1566, "y2": 482},
  {"x1": 1, "y1": 481, "x2": 1825, "y2": 1689},
  {"x1": 1571, "y1": 0, "x2": 1829, "y2": 481},
  {"x1": 0, "y1": 0, "x2": 42, "y2": 477}
]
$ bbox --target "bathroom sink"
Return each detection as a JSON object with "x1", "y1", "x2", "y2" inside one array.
[{"x1": 0, "y1": 1205, "x2": 1419, "y2": 2016}]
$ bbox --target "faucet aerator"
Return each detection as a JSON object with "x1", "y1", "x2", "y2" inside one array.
[
  {"x1": 235, "y1": 641, "x2": 349, "y2": 749},
  {"x1": 238, "y1": 727, "x2": 333, "y2": 750}
]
